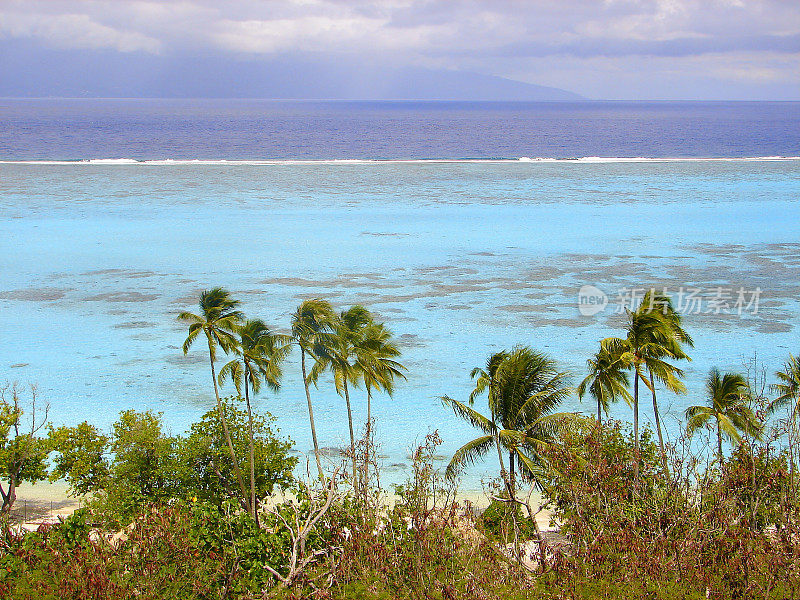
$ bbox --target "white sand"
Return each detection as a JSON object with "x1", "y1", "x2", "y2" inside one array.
[
  {"x1": 9, "y1": 481, "x2": 83, "y2": 526},
  {"x1": 8, "y1": 481, "x2": 554, "y2": 530}
]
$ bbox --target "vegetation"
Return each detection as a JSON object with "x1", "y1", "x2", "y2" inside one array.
[
  {"x1": 577, "y1": 345, "x2": 631, "y2": 423},
  {"x1": 1, "y1": 287, "x2": 799, "y2": 599},
  {"x1": 441, "y1": 346, "x2": 573, "y2": 497},
  {"x1": 291, "y1": 298, "x2": 338, "y2": 483},
  {"x1": 0, "y1": 384, "x2": 50, "y2": 514},
  {"x1": 46, "y1": 402, "x2": 296, "y2": 525},
  {"x1": 686, "y1": 368, "x2": 762, "y2": 461}
]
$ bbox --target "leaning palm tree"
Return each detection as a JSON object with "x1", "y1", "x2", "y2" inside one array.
[
  {"x1": 602, "y1": 303, "x2": 687, "y2": 483},
  {"x1": 637, "y1": 289, "x2": 693, "y2": 472},
  {"x1": 577, "y1": 346, "x2": 632, "y2": 423},
  {"x1": 685, "y1": 368, "x2": 762, "y2": 462},
  {"x1": 219, "y1": 319, "x2": 292, "y2": 522},
  {"x1": 178, "y1": 288, "x2": 247, "y2": 500},
  {"x1": 313, "y1": 305, "x2": 371, "y2": 481},
  {"x1": 356, "y1": 321, "x2": 406, "y2": 430},
  {"x1": 768, "y1": 353, "x2": 800, "y2": 492},
  {"x1": 291, "y1": 299, "x2": 338, "y2": 483},
  {"x1": 354, "y1": 320, "x2": 406, "y2": 485},
  {"x1": 442, "y1": 346, "x2": 573, "y2": 497}
]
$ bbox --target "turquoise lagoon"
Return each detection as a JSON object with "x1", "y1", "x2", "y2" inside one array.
[{"x1": 1, "y1": 159, "x2": 799, "y2": 488}]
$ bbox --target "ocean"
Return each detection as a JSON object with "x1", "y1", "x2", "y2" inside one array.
[
  {"x1": 1, "y1": 99, "x2": 798, "y2": 488},
  {"x1": 3, "y1": 99, "x2": 799, "y2": 160}
]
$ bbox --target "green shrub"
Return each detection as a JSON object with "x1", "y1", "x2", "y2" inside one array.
[
  {"x1": 480, "y1": 497, "x2": 538, "y2": 542},
  {"x1": 51, "y1": 400, "x2": 297, "y2": 527}
]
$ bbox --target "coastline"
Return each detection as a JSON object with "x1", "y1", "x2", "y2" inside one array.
[
  {"x1": 9, "y1": 480, "x2": 555, "y2": 531},
  {"x1": 8, "y1": 481, "x2": 82, "y2": 529}
]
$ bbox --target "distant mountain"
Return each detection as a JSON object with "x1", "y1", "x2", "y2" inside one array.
[{"x1": 0, "y1": 41, "x2": 582, "y2": 101}]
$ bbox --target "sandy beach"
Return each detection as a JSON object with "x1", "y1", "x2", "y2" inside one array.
[
  {"x1": 8, "y1": 481, "x2": 82, "y2": 528},
  {"x1": 9, "y1": 480, "x2": 554, "y2": 531}
]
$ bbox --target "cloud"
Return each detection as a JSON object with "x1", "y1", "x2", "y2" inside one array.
[
  {"x1": 2, "y1": 0, "x2": 800, "y2": 56},
  {"x1": 0, "y1": 0, "x2": 798, "y2": 99},
  {"x1": 5, "y1": 0, "x2": 798, "y2": 57},
  {"x1": 0, "y1": 10, "x2": 162, "y2": 53},
  {"x1": 210, "y1": 15, "x2": 448, "y2": 54}
]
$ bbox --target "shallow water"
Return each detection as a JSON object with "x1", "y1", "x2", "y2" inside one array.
[{"x1": 1, "y1": 158, "x2": 799, "y2": 489}]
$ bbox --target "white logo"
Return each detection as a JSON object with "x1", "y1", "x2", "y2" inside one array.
[{"x1": 578, "y1": 285, "x2": 608, "y2": 317}]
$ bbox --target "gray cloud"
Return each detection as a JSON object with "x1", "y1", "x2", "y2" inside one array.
[
  {"x1": 3, "y1": 1, "x2": 797, "y2": 57},
  {"x1": 465, "y1": 32, "x2": 800, "y2": 59},
  {"x1": 0, "y1": 0, "x2": 797, "y2": 99}
]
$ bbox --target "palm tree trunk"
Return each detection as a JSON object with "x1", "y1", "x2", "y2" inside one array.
[
  {"x1": 208, "y1": 340, "x2": 248, "y2": 502},
  {"x1": 301, "y1": 349, "x2": 325, "y2": 483},
  {"x1": 789, "y1": 408, "x2": 797, "y2": 504},
  {"x1": 717, "y1": 422, "x2": 724, "y2": 464},
  {"x1": 244, "y1": 363, "x2": 258, "y2": 525},
  {"x1": 343, "y1": 377, "x2": 357, "y2": 486},
  {"x1": 633, "y1": 367, "x2": 640, "y2": 488},
  {"x1": 367, "y1": 387, "x2": 372, "y2": 429},
  {"x1": 494, "y1": 431, "x2": 546, "y2": 565},
  {"x1": 509, "y1": 450, "x2": 516, "y2": 497},
  {"x1": 364, "y1": 386, "x2": 373, "y2": 493},
  {"x1": 597, "y1": 397, "x2": 602, "y2": 424},
  {"x1": 649, "y1": 370, "x2": 670, "y2": 477},
  {"x1": 494, "y1": 430, "x2": 512, "y2": 498}
]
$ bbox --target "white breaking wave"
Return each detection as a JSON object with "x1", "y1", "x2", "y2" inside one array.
[
  {"x1": 517, "y1": 156, "x2": 800, "y2": 163},
  {"x1": 85, "y1": 158, "x2": 141, "y2": 164},
  {"x1": 1, "y1": 156, "x2": 799, "y2": 165}
]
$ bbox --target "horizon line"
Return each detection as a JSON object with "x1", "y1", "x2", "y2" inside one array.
[{"x1": 2, "y1": 97, "x2": 799, "y2": 103}]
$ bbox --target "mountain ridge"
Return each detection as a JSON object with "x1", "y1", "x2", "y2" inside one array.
[{"x1": 0, "y1": 42, "x2": 583, "y2": 101}]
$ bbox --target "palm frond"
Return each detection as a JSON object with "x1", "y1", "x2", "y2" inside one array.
[
  {"x1": 768, "y1": 353, "x2": 800, "y2": 417},
  {"x1": 685, "y1": 405, "x2": 712, "y2": 437},
  {"x1": 441, "y1": 396, "x2": 495, "y2": 434},
  {"x1": 182, "y1": 322, "x2": 203, "y2": 354},
  {"x1": 218, "y1": 359, "x2": 243, "y2": 396},
  {"x1": 177, "y1": 311, "x2": 203, "y2": 324},
  {"x1": 717, "y1": 413, "x2": 742, "y2": 445},
  {"x1": 445, "y1": 435, "x2": 494, "y2": 479}
]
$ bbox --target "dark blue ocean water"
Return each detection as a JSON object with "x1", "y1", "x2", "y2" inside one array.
[{"x1": 1, "y1": 99, "x2": 798, "y2": 160}]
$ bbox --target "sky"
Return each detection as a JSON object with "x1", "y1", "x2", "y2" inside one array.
[{"x1": 0, "y1": 0, "x2": 798, "y2": 100}]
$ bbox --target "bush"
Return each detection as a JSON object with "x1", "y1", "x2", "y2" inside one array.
[
  {"x1": 479, "y1": 497, "x2": 538, "y2": 542},
  {"x1": 0, "y1": 504, "x2": 227, "y2": 599},
  {"x1": 537, "y1": 419, "x2": 800, "y2": 598},
  {"x1": 51, "y1": 399, "x2": 297, "y2": 526},
  {"x1": 175, "y1": 399, "x2": 297, "y2": 507}
]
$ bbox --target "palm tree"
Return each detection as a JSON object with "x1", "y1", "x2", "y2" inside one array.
[
  {"x1": 602, "y1": 300, "x2": 688, "y2": 483},
  {"x1": 768, "y1": 353, "x2": 800, "y2": 492},
  {"x1": 356, "y1": 321, "x2": 406, "y2": 430},
  {"x1": 638, "y1": 290, "x2": 693, "y2": 473},
  {"x1": 313, "y1": 305, "x2": 371, "y2": 481},
  {"x1": 442, "y1": 346, "x2": 573, "y2": 497},
  {"x1": 685, "y1": 368, "x2": 762, "y2": 462},
  {"x1": 291, "y1": 299, "x2": 337, "y2": 483},
  {"x1": 178, "y1": 288, "x2": 247, "y2": 501},
  {"x1": 769, "y1": 352, "x2": 800, "y2": 417},
  {"x1": 354, "y1": 320, "x2": 406, "y2": 486},
  {"x1": 577, "y1": 346, "x2": 632, "y2": 423},
  {"x1": 219, "y1": 319, "x2": 292, "y2": 522}
]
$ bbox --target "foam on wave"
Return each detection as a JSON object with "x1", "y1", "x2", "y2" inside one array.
[
  {"x1": 518, "y1": 156, "x2": 800, "y2": 163},
  {"x1": 1, "y1": 156, "x2": 798, "y2": 165}
]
